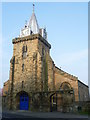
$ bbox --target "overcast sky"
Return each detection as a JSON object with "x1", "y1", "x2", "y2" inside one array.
[{"x1": 1, "y1": 2, "x2": 88, "y2": 88}]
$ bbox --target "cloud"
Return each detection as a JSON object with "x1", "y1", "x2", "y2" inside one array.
[
  {"x1": 54, "y1": 49, "x2": 88, "y2": 86},
  {"x1": 58, "y1": 49, "x2": 88, "y2": 65}
]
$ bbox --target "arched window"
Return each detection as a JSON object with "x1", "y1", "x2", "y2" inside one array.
[
  {"x1": 42, "y1": 48, "x2": 44, "y2": 56},
  {"x1": 22, "y1": 45, "x2": 27, "y2": 59},
  {"x1": 63, "y1": 84, "x2": 70, "y2": 90},
  {"x1": 60, "y1": 82, "x2": 71, "y2": 90},
  {"x1": 22, "y1": 81, "x2": 24, "y2": 88},
  {"x1": 22, "y1": 64, "x2": 24, "y2": 72}
]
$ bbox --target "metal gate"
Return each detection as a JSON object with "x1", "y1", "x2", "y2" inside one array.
[
  {"x1": 50, "y1": 93, "x2": 57, "y2": 112},
  {"x1": 20, "y1": 93, "x2": 29, "y2": 110}
]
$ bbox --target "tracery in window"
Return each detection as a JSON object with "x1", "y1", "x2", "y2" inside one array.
[{"x1": 60, "y1": 82, "x2": 71, "y2": 90}]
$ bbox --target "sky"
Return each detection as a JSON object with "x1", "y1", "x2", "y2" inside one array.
[{"x1": 1, "y1": 2, "x2": 88, "y2": 89}]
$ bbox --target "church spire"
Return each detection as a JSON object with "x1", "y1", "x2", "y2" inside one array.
[
  {"x1": 28, "y1": 3, "x2": 39, "y2": 34},
  {"x1": 20, "y1": 3, "x2": 47, "y2": 40}
]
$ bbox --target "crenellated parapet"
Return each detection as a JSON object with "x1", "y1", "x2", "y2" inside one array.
[{"x1": 12, "y1": 34, "x2": 51, "y2": 49}]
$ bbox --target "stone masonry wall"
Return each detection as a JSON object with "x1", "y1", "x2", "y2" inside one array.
[
  {"x1": 54, "y1": 67, "x2": 79, "y2": 101},
  {"x1": 13, "y1": 39, "x2": 38, "y2": 92},
  {"x1": 78, "y1": 80, "x2": 89, "y2": 101}
]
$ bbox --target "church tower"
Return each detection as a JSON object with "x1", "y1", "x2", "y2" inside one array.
[{"x1": 8, "y1": 4, "x2": 55, "y2": 110}]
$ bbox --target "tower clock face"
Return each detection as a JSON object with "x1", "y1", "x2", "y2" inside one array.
[{"x1": 21, "y1": 28, "x2": 29, "y2": 36}]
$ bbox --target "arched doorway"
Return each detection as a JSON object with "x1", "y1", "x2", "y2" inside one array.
[
  {"x1": 60, "y1": 82, "x2": 74, "y2": 112},
  {"x1": 50, "y1": 93, "x2": 57, "y2": 112},
  {"x1": 16, "y1": 91, "x2": 29, "y2": 110}
]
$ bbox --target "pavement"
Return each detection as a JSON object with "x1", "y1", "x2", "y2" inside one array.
[{"x1": 1, "y1": 110, "x2": 90, "y2": 120}]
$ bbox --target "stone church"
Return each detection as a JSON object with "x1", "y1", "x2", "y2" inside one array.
[{"x1": 3, "y1": 5, "x2": 89, "y2": 112}]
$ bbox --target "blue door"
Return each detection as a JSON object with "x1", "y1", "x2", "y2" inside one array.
[{"x1": 20, "y1": 94, "x2": 29, "y2": 110}]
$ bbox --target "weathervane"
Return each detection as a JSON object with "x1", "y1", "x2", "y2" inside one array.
[{"x1": 33, "y1": 3, "x2": 35, "y2": 13}]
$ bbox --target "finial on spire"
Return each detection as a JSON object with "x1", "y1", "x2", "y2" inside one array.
[
  {"x1": 33, "y1": 3, "x2": 35, "y2": 13},
  {"x1": 25, "y1": 20, "x2": 27, "y2": 28}
]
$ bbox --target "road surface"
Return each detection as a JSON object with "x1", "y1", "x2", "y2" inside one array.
[{"x1": 1, "y1": 110, "x2": 89, "y2": 120}]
